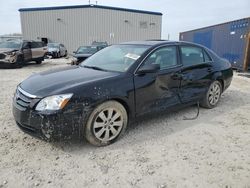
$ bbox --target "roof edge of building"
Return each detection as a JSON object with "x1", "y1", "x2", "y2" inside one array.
[{"x1": 18, "y1": 4, "x2": 163, "y2": 16}]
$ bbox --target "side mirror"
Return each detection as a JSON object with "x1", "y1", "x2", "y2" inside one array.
[{"x1": 137, "y1": 64, "x2": 160, "y2": 74}]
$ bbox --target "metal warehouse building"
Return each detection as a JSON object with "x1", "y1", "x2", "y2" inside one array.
[
  {"x1": 180, "y1": 17, "x2": 250, "y2": 71},
  {"x1": 19, "y1": 4, "x2": 162, "y2": 53}
]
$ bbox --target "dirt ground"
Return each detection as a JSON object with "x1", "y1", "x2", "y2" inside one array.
[{"x1": 0, "y1": 59, "x2": 250, "y2": 188}]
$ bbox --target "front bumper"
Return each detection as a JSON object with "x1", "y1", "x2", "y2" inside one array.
[
  {"x1": 0, "y1": 60, "x2": 18, "y2": 68},
  {"x1": 12, "y1": 89, "x2": 85, "y2": 140},
  {"x1": 46, "y1": 51, "x2": 58, "y2": 57}
]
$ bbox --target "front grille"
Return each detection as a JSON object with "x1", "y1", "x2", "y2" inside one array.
[
  {"x1": 15, "y1": 88, "x2": 34, "y2": 110},
  {"x1": 0, "y1": 53, "x2": 6, "y2": 60}
]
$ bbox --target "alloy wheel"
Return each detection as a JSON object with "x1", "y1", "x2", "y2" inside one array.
[
  {"x1": 93, "y1": 108, "x2": 123, "y2": 142},
  {"x1": 208, "y1": 82, "x2": 221, "y2": 105}
]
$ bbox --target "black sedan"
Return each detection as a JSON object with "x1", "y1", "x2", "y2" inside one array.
[
  {"x1": 73, "y1": 45, "x2": 107, "y2": 65},
  {"x1": 12, "y1": 41, "x2": 233, "y2": 146},
  {"x1": 73, "y1": 46, "x2": 99, "y2": 64}
]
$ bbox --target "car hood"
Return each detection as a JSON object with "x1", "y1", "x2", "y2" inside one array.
[
  {"x1": 0, "y1": 48, "x2": 17, "y2": 53},
  {"x1": 48, "y1": 48, "x2": 59, "y2": 52},
  {"x1": 20, "y1": 66, "x2": 120, "y2": 97}
]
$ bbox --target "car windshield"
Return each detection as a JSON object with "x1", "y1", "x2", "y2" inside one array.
[
  {"x1": 48, "y1": 43, "x2": 59, "y2": 48},
  {"x1": 0, "y1": 41, "x2": 21, "y2": 49},
  {"x1": 80, "y1": 45, "x2": 150, "y2": 72},
  {"x1": 77, "y1": 46, "x2": 98, "y2": 54}
]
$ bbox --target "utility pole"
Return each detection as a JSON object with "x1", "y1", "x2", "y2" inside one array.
[{"x1": 88, "y1": 0, "x2": 91, "y2": 5}]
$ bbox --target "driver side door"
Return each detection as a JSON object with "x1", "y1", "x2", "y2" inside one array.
[
  {"x1": 21, "y1": 42, "x2": 32, "y2": 62},
  {"x1": 134, "y1": 45, "x2": 182, "y2": 116}
]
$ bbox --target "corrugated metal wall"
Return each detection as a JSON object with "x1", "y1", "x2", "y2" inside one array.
[
  {"x1": 180, "y1": 17, "x2": 250, "y2": 71},
  {"x1": 20, "y1": 7, "x2": 162, "y2": 53}
]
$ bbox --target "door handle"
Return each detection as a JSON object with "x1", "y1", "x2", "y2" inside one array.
[
  {"x1": 172, "y1": 72, "x2": 192, "y2": 81},
  {"x1": 171, "y1": 72, "x2": 183, "y2": 80},
  {"x1": 207, "y1": 67, "x2": 212, "y2": 72}
]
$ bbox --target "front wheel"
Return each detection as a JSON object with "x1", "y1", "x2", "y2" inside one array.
[
  {"x1": 201, "y1": 80, "x2": 222, "y2": 109},
  {"x1": 15, "y1": 55, "x2": 24, "y2": 68},
  {"x1": 84, "y1": 101, "x2": 128, "y2": 146}
]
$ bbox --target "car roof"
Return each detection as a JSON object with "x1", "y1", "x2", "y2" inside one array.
[
  {"x1": 120, "y1": 40, "x2": 205, "y2": 47},
  {"x1": 79, "y1": 46, "x2": 97, "y2": 48}
]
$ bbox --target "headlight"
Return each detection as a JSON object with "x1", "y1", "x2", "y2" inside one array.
[{"x1": 35, "y1": 94, "x2": 73, "y2": 111}]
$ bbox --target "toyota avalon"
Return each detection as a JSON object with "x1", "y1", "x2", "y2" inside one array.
[{"x1": 12, "y1": 41, "x2": 233, "y2": 146}]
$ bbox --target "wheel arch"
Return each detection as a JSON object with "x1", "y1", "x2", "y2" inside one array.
[
  {"x1": 212, "y1": 72, "x2": 225, "y2": 92},
  {"x1": 108, "y1": 98, "x2": 131, "y2": 119},
  {"x1": 89, "y1": 97, "x2": 131, "y2": 120},
  {"x1": 216, "y1": 79, "x2": 224, "y2": 92}
]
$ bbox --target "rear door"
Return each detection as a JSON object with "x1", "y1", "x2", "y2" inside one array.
[
  {"x1": 178, "y1": 45, "x2": 213, "y2": 103},
  {"x1": 21, "y1": 42, "x2": 32, "y2": 62},
  {"x1": 31, "y1": 42, "x2": 46, "y2": 59},
  {"x1": 134, "y1": 45, "x2": 182, "y2": 115}
]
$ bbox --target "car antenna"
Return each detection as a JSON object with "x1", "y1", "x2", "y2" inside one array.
[{"x1": 183, "y1": 101, "x2": 200, "y2": 120}]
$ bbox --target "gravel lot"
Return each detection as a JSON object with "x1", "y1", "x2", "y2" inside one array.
[{"x1": 0, "y1": 59, "x2": 250, "y2": 188}]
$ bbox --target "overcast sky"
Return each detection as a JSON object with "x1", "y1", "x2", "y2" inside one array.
[{"x1": 0, "y1": 0, "x2": 249, "y2": 40}]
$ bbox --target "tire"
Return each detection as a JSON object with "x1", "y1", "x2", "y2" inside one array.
[
  {"x1": 15, "y1": 55, "x2": 24, "y2": 68},
  {"x1": 84, "y1": 101, "x2": 128, "y2": 146},
  {"x1": 201, "y1": 80, "x2": 222, "y2": 109},
  {"x1": 36, "y1": 60, "x2": 42, "y2": 64}
]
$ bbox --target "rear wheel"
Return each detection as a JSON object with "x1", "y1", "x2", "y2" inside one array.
[
  {"x1": 84, "y1": 101, "x2": 128, "y2": 146},
  {"x1": 36, "y1": 60, "x2": 42, "y2": 64},
  {"x1": 201, "y1": 80, "x2": 222, "y2": 108}
]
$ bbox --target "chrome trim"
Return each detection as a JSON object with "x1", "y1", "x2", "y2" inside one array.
[{"x1": 18, "y1": 86, "x2": 38, "y2": 99}]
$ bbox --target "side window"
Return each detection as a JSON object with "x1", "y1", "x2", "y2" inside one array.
[
  {"x1": 31, "y1": 42, "x2": 39, "y2": 48},
  {"x1": 144, "y1": 46, "x2": 178, "y2": 70},
  {"x1": 37, "y1": 42, "x2": 44, "y2": 48},
  {"x1": 181, "y1": 46, "x2": 204, "y2": 66},
  {"x1": 204, "y1": 50, "x2": 212, "y2": 62},
  {"x1": 22, "y1": 42, "x2": 30, "y2": 49}
]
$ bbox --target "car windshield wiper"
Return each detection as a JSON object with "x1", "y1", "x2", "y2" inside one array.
[{"x1": 82, "y1": 65, "x2": 108, "y2": 71}]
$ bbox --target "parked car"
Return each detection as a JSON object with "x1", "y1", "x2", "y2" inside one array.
[
  {"x1": 92, "y1": 41, "x2": 108, "y2": 48},
  {"x1": 73, "y1": 45, "x2": 106, "y2": 64},
  {"x1": 13, "y1": 41, "x2": 233, "y2": 146},
  {"x1": 47, "y1": 43, "x2": 67, "y2": 58},
  {"x1": 0, "y1": 40, "x2": 47, "y2": 68}
]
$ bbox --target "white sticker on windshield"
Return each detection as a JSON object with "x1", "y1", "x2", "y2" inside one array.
[{"x1": 125, "y1": 53, "x2": 140, "y2": 60}]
